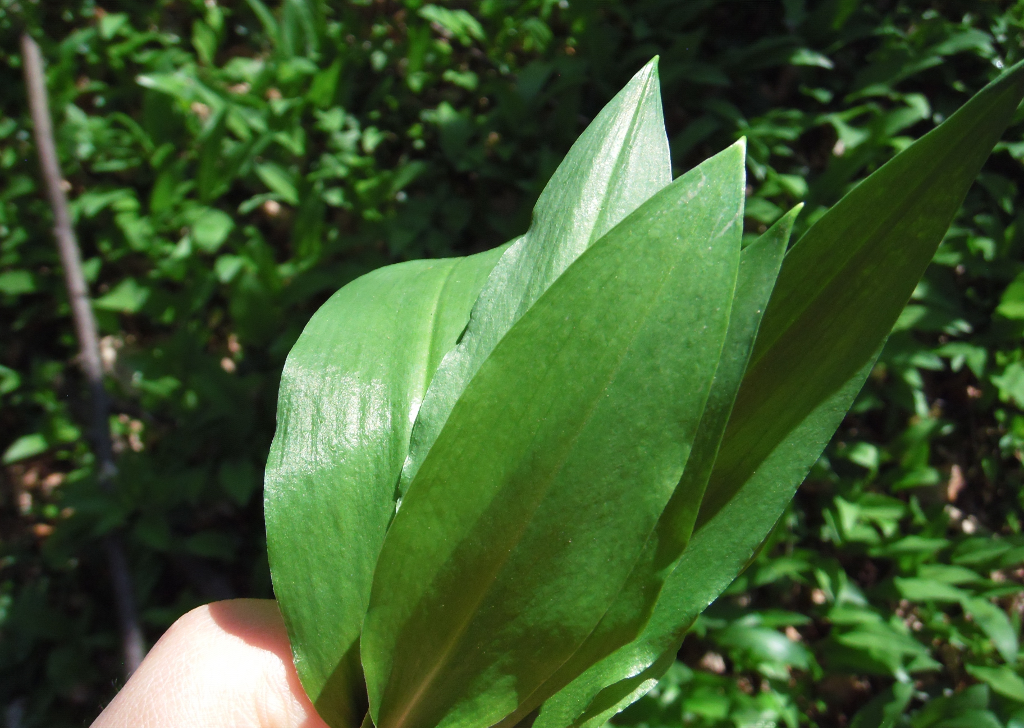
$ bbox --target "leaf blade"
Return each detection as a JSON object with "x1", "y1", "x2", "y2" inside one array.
[
  {"x1": 501, "y1": 206, "x2": 796, "y2": 728},
  {"x1": 533, "y1": 60, "x2": 1024, "y2": 728},
  {"x1": 265, "y1": 247, "x2": 505, "y2": 728},
  {"x1": 400, "y1": 58, "x2": 672, "y2": 494},
  {"x1": 363, "y1": 142, "x2": 746, "y2": 728},
  {"x1": 702, "y1": 59, "x2": 1024, "y2": 526}
]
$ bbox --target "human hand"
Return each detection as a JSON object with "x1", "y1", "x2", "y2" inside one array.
[{"x1": 92, "y1": 599, "x2": 330, "y2": 728}]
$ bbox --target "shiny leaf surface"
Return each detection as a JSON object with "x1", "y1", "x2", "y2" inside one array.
[
  {"x1": 508, "y1": 206, "x2": 796, "y2": 728},
  {"x1": 265, "y1": 248, "x2": 504, "y2": 727},
  {"x1": 399, "y1": 58, "x2": 671, "y2": 494},
  {"x1": 532, "y1": 58, "x2": 1024, "y2": 728},
  {"x1": 362, "y1": 141, "x2": 746, "y2": 728}
]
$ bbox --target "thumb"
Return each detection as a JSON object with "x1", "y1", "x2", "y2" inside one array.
[{"x1": 92, "y1": 599, "x2": 331, "y2": 728}]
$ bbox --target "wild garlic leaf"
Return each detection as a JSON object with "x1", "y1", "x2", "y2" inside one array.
[
  {"x1": 566, "y1": 357, "x2": 878, "y2": 728},
  {"x1": 399, "y1": 57, "x2": 672, "y2": 495},
  {"x1": 498, "y1": 205, "x2": 797, "y2": 728},
  {"x1": 362, "y1": 141, "x2": 746, "y2": 728},
  {"x1": 530, "y1": 58, "x2": 1024, "y2": 728},
  {"x1": 703, "y1": 58, "x2": 1024, "y2": 527},
  {"x1": 264, "y1": 247, "x2": 505, "y2": 728},
  {"x1": 526, "y1": 208, "x2": 798, "y2": 728}
]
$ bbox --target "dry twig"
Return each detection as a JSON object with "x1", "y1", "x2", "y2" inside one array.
[{"x1": 20, "y1": 32, "x2": 146, "y2": 677}]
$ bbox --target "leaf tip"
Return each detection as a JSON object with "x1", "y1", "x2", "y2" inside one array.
[{"x1": 633, "y1": 55, "x2": 660, "y2": 85}]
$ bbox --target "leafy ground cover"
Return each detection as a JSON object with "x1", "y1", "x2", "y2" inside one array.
[{"x1": 0, "y1": 1, "x2": 1022, "y2": 726}]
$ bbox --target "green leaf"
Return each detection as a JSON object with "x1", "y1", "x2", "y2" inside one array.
[
  {"x1": 953, "y1": 538, "x2": 1012, "y2": 566},
  {"x1": 0, "y1": 270, "x2": 37, "y2": 296},
  {"x1": 189, "y1": 207, "x2": 235, "y2": 253},
  {"x1": 2, "y1": 434, "x2": 48, "y2": 464},
  {"x1": 502, "y1": 207, "x2": 796, "y2": 728},
  {"x1": 849, "y1": 682, "x2": 914, "y2": 728},
  {"x1": 256, "y1": 162, "x2": 300, "y2": 206},
  {"x1": 700, "y1": 59, "x2": 1024, "y2": 530},
  {"x1": 996, "y1": 271, "x2": 1024, "y2": 319},
  {"x1": 192, "y1": 20, "x2": 219, "y2": 66},
  {"x1": 962, "y1": 598, "x2": 1019, "y2": 665},
  {"x1": 418, "y1": 5, "x2": 485, "y2": 46},
  {"x1": 281, "y1": 0, "x2": 319, "y2": 59},
  {"x1": 362, "y1": 141, "x2": 745, "y2": 728},
  {"x1": 717, "y1": 624, "x2": 811, "y2": 668},
  {"x1": 967, "y1": 665, "x2": 1024, "y2": 704},
  {"x1": 554, "y1": 59, "x2": 1024, "y2": 728},
  {"x1": 401, "y1": 59, "x2": 671, "y2": 496},
  {"x1": 94, "y1": 278, "x2": 150, "y2": 313},
  {"x1": 136, "y1": 71, "x2": 200, "y2": 105},
  {"x1": 98, "y1": 12, "x2": 129, "y2": 40},
  {"x1": 536, "y1": 359, "x2": 878, "y2": 728},
  {"x1": 244, "y1": 0, "x2": 280, "y2": 48},
  {"x1": 265, "y1": 248, "x2": 506, "y2": 728},
  {"x1": 0, "y1": 365, "x2": 20, "y2": 395},
  {"x1": 895, "y1": 578, "x2": 969, "y2": 603},
  {"x1": 910, "y1": 685, "x2": 996, "y2": 728}
]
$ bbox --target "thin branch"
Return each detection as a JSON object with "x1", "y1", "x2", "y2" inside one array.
[{"x1": 20, "y1": 32, "x2": 146, "y2": 677}]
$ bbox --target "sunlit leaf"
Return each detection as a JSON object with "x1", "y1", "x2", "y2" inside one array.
[
  {"x1": 362, "y1": 141, "x2": 745, "y2": 728},
  {"x1": 265, "y1": 248, "x2": 506, "y2": 728},
  {"x1": 401, "y1": 58, "x2": 671, "y2": 495}
]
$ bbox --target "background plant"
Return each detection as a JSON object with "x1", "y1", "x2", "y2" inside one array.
[{"x1": 0, "y1": 1, "x2": 1022, "y2": 727}]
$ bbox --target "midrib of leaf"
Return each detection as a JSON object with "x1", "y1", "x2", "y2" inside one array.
[
  {"x1": 416, "y1": 262, "x2": 466, "y2": 418},
  {"x1": 518, "y1": 63, "x2": 664, "y2": 308},
  {"x1": 382, "y1": 229, "x2": 701, "y2": 728}
]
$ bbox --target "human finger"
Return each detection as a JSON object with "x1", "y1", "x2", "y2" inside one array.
[{"x1": 92, "y1": 599, "x2": 330, "y2": 728}]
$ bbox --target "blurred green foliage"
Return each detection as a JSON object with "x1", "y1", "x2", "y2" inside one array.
[{"x1": 0, "y1": 0, "x2": 1022, "y2": 726}]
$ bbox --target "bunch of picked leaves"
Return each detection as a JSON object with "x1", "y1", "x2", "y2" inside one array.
[{"x1": 264, "y1": 58, "x2": 1024, "y2": 728}]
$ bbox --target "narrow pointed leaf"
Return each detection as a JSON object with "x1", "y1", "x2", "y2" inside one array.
[
  {"x1": 500, "y1": 207, "x2": 796, "y2": 728},
  {"x1": 362, "y1": 142, "x2": 746, "y2": 728},
  {"x1": 400, "y1": 58, "x2": 671, "y2": 494},
  {"x1": 265, "y1": 247, "x2": 505, "y2": 728},
  {"x1": 527, "y1": 210, "x2": 798, "y2": 728},
  {"x1": 701, "y1": 59, "x2": 1024, "y2": 525},
  {"x1": 534, "y1": 59, "x2": 1024, "y2": 728}
]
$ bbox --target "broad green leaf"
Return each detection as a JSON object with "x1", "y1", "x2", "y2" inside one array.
[
  {"x1": 265, "y1": 247, "x2": 506, "y2": 728},
  {"x1": 189, "y1": 207, "x2": 235, "y2": 253},
  {"x1": 399, "y1": 58, "x2": 671, "y2": 495},
  {"x1": 498, "y1": 208, "x2": 797, "y2": 728},
  {"x1": 967, "y1": 666, "x2": 1024, "y2": 704},
  {"x1": 362, "y1": 142, "x2": 745, "y2": 728},
  {"x1": 895, "y1": 578, "x2": 969, "y2": 603},
  {"x1": 535, "y1": 58, "x2": 1024, "y2": 728},
  {"x1": 0, "y1": 270, "x2": 37, "y2": 296},
  {"x1": 544, "y1": 358, "x2": 877, "y2": 728},
  {"x1": 2, "y1": 433, "x2": 48, "y2": 465},
  {"x1": 192, "y1": 20, "x2": 219, "y2": 66},
  {"x1": 93, "y1": 278, "x2": 150, "y2": 313}
]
